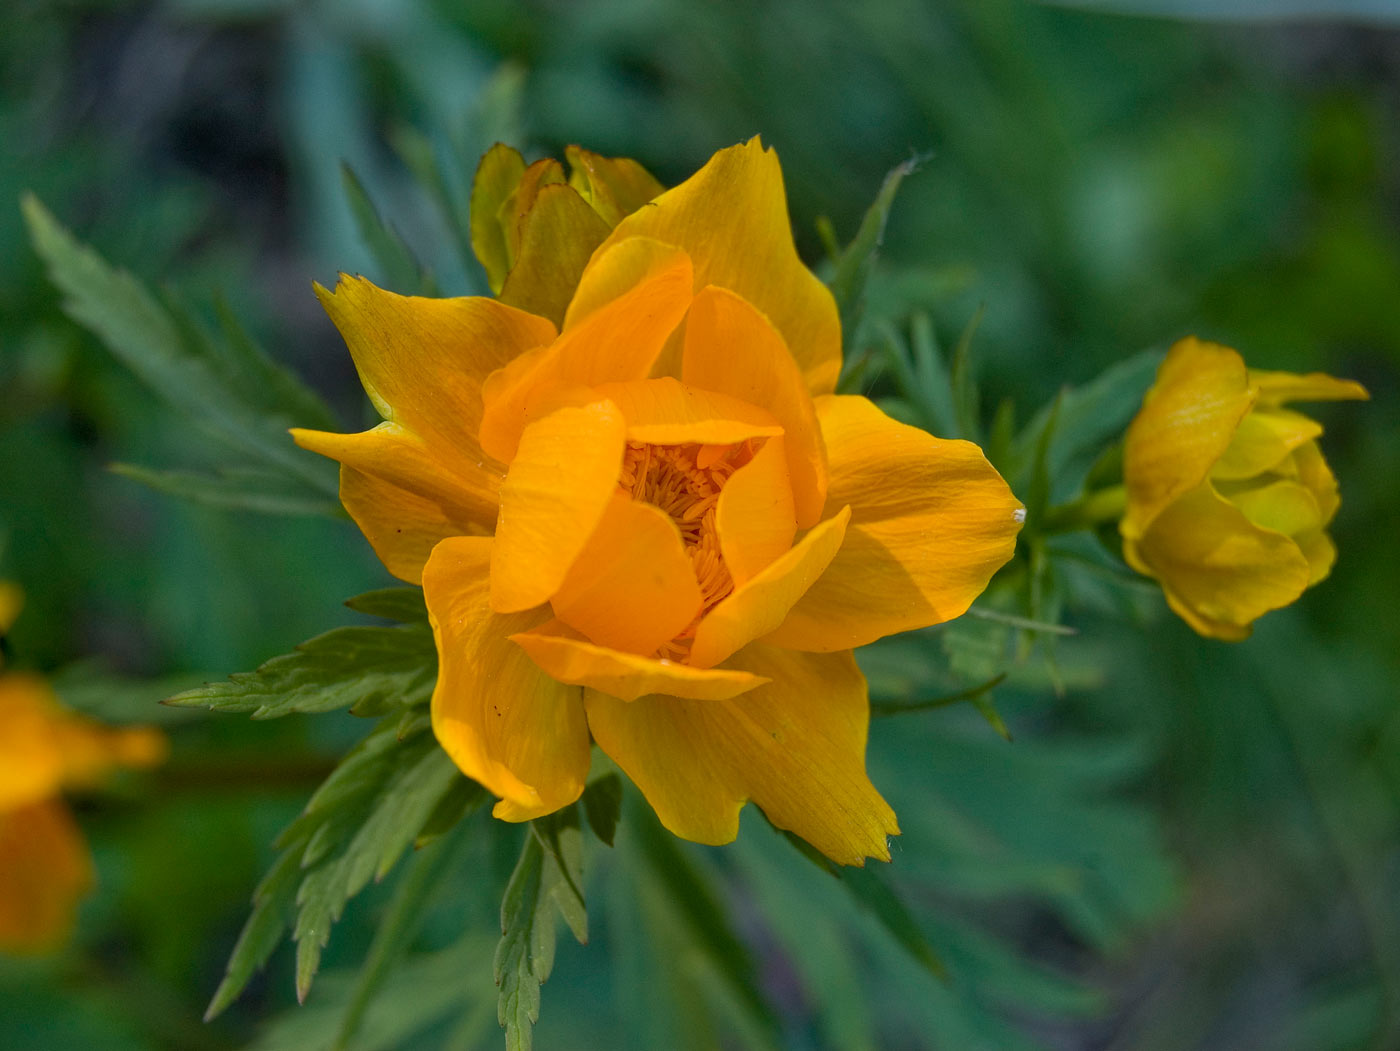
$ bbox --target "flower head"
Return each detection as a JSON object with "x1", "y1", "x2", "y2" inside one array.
[
  {"x1": 1120, "y1": 337, "x2": 1368, "y2": 640},
  {"x1": 294, "y1": 139, "x2": 1022, "y2": 863},
  {"x1": 0, "y1": 588, "x2": 166, "y2": 953}
]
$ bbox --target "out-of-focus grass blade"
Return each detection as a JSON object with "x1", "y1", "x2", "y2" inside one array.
[{"x1": 340, "y1": 162, "x2": 439, "y2": 296}]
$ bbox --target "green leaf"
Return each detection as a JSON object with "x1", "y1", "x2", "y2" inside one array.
[
  {"x1": 949, "y1": 304, "x2": 986, "y2": 443},
  {"x1": 580, "y1": 773, "x2": 623, "y2": 848},
  {"x1": 165, "y1": 605, "x2": 435, "y2": 720},
  {"x1": 828, "y1": 156, "x2": 921, "y2": 356},
  {"x1": 109, "y1": 462, "x2": 344, "y2": 518},
  {"x1": 205, "y1": 844, "x2": 306, "y2": 1021},
  {"x1": 22, "y1": 195, "x2": 339, "y2": 503},
  {"x1": 341, "y1": 162, "x2": 439, "y2": 297},
  {"x1": 871, "y1": 673, "x2": 1008, "y2": 718},
  {"x1": 343, "y1": 587, "x2": 429, "y2": 625},
  {"x1": 494, "y1": 834, "x2": 549, "y2": 1051},
  {"x1": 532, "y1": 807, "x2": 587, "y2": 944}
]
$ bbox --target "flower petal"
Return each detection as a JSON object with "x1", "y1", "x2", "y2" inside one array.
[
  {"x1": 0, "y1": 580, "x2": 22, "y2": 637},
  {"x1": 469, "y1": 143, "x2": 527, "y2": 294},
  {"x1": 585, "y1": 645, "x2": 897, "y2": 865},
  {"x1": 1249, "y1": 369, "x2": 1370, "y2": 406},
  {"x1": 479, "y1": 247, "x2": 693, "y2": 463},
  {"x1": 763, "y1": 395, "x2": 1024, "y2": 652},
  {"x1": 0, "y1": 674, "x2": 66, "y2": 811},
  {"x1": 716, "y1": 435, "x2": 797, "y2": 587},
  {"x1": 593, "y1": 377, "x2": 782, "y2": 446},
  {"x1": 499, "y1": 183, "x2": 613, "y2": 327},
  {"x1": 315, "y1": 275, "x2": 557, "y2": 478},
  {"x1": 688, "y1": 506, "x2": 850, "y2": 669},
  {"x1": 511, "y1": 621, "x2": 767, "y2": 701},
  {"x1": 565, "y1": 145, "x2": 664, "y2": 226},
  {"x1": 1211, "y1": 407, "x2": 1323, "y2": 481},
  {"x1": 424, "y1": 537, "x2": 590, "y2": 820},
  {"x1": 551, "y1": 494, "x2": 703, "y2": 655},
  {"x1": 292, "y1": 422, "x2": 497, "y2": 580},
  {"x1": 1126, "y1": 483, "x2": 1311, "y2": 641},
  {"x1": 1123, "y1": 337, "x2": 1254, "y2": 537},
  {"x1": 1291, "y1": 440, "x2": 1341, "y2": 523},
  {"x1": 491, "y1": 400, "x2": 627, "y2": 613},
  {"x1": 0, "y1": 799, "x2": 94, "y2": 954},
  {"x1": 595, "y1": 137, "x2": 842, "y2": 395},
  {"x1": 683, "y1": 285, "x2": 827, "y2": 527}
]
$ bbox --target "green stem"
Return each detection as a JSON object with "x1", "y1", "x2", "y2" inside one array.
[{"x1": 1041, "y1": 484, "x2": 1127, "y2": 535}]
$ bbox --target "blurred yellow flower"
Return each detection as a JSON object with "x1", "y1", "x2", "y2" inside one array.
[
  {"x1": 0, "y1": 589, "x2": 167, "y2": 953},
  {"x1": 1120, "y1": 337, "x2": 1368, "y2": 641},
  {"x1": 294, "y1": 139, "x2": 1022, "y2": 864}
]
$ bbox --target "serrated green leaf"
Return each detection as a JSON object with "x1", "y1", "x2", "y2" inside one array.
[
  {"x1": 495, "y1": 833, "x2": 550, "y2": 1051},
  {"x1": 164, "y1": 616, "x2": 435, "y2": 720},
  {"x1": 414, "y1": 774, "x2": 487, "y2": 849},
  {"x1": 21, "y1": 195, "x2": 339, "y2": 501},
  {"x1": 343, "y1": 587, "x2": 429, "y2": 624},
  {"x1": 828, "y1": 156, "x2": 920, "y2": 356},
  {"x1": 341, "y1": 162, "x2": 439, "y2": 296},
  {"x1": 109, "y1": 462, "x2": 344, "y2": 518},
  {"x1": 580, "y1": 773, "x2": 622, "y2": 848},
  {"x1": 533, "y1": 807, "x2": 587, "y2": 944},
  {"x1": 205, "y1": 845, "x2": 306, "y2": 1021}
]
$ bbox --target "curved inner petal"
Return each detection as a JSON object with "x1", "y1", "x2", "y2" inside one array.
[
  {"x1": 683, "y1": 285, "x2": 827, "y2": 527},
  {"x1": 593, "y1": 377, "x2": 782, "y2": 446},
  {"x1": 490, "y1": 400, "x2": 627, "y2": 614},
  {"x1": 1211, "y1": 407, "x2": 1323, "y2": 481},
  {"x1": 551, "y1": 494, "x2": 704, "y2": 656},
  {"x1": 511, "y1": 621, "x2": 768, "y2": 702},
  {"x1": 716, "y1": 435, "x2": 797, "y2": 587}
]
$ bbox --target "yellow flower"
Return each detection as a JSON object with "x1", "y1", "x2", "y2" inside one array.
[
  {"x1": 1120, "y1": 337, "x2": 1368, "y2": 641},
  {"x1": 294, "y1": 139, "x2": 1022, "y2": 864},
  {"x1": 0, "y1": 588, "x2": 167, "y2": 953}
]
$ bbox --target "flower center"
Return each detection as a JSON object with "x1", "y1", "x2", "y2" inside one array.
[{"x1": 618, "y1": 440, "x2": 758, "y2": 660}]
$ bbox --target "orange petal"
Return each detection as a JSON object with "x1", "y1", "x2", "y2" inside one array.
[
  {"x1": 1249, "y1": 369, "x2": 1370, "y2": 406},
  {"x1": 585, "y1": 645, "x2": 897, "y2": 865},
  {"x1": 551, "y1": 494, "x2": 703, "y2": 655},
  {"x1": 716, "y1": 435, "x2": 797, "y2": 587},
  {"x1": 0, "y1": 799, "x2": 95, "y2": 954},
  {"x1": 469, "y1": 143, "x2": 527, "y2": 294},
  {"x1": 1126, "y1": 483, "x2": 1311, "y2": 641},
  {"x1": 315, "y1": 274, "x2": 556, "y2": 484},
  {"x1": 491, "y1": 400, "x2": 627, "y2": 613},
  {"x1": 592, "y1": 377, "x2": 782, "y2": 446},
  {"x1": 292, "y1": 422, "x2": 498, "y2": 581},
  {"x1": 688, "y1": 506, "x2": 850, "y2": 669},
  {"x1": 0, "y1": 674, "x2": 67, "y2": 812},
  {"x1": 511, "y1": 621, "x2": 767, "y2": 701},
  {"x1": 424, "y1": 537, "x2": 590, "y2": 820},
  {"x1": 499, "y1": 183, "x2": 613, "y2": 327},
  {"x1": 1211, "y1": 407, "x2": 1323, "y2": 481},
  {"x1": 593, "y1": 137, "x2": 842, "y2": 396},
  {"x1": 565, "y1": 145, "x2": 665, "y2": 226},
  {"x1": 479, "y1": 247, "x2": 693, "y2": 463},
  {"x1": 763, "y1": 396, "x2": 1023, "y2": 652},
  {"x1": 683, "y1": 285, "x2": 827, "y2": 527},
  {"x1": 1122, "y1": 337, "x2": 1254, "y2": 537}
]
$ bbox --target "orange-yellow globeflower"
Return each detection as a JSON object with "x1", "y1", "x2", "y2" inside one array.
[
  {"x1": 294, "y1": 138, "x2": 1023, "y2": 865},
  {"x1": 1120, "y1": 337, "x2": 1368, "y2": 641},
  {"x1": 0, "y1": 586, "x2": 166, "y2": 953}
]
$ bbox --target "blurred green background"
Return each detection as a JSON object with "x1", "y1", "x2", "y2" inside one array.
[{"x1": 2, "y1": 0, "x2": 1398, "y2": 1048}]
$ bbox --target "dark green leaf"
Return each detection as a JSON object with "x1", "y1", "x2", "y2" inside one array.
[
  {"x1": 950, "y1": 304, "x2": 986, "y2": 442},
  {"x1": 494, "y1": 833, "x2": 550, "y2": 1051},
  {"x1": 343, "y1": 587, "x2": 429, "y2": 625},
  {"x1": 341, "y1": 162, "x2": 438, "y2": 296},
  {"x1": 109, "y1": 463, "x2": 344, "y2": 518},
  {"x1": 414, "y1": 775, "x2": 487, "y2": 849},
  {"x1": 532, "y1": 807, "x2": 587, "y2": 944},
  {"x1": 581, "y1": 773, "x2": 623, "y2": 847}
]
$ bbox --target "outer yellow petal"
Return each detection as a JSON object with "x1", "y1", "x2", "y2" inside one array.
[
  {"x1": 424, "y1": 537, "x2": 590, "y2": 820},
  {"x1": 479, "y1": 249, "x2": 693, "y2": 463},
  {"x1": 1291, "y1": 440, "x2": 1341, "y2": 524},
  {"x1": 1249, "y1": 369, "x2": 1370, "y2": 406},
  {"x1": 585, "y1": 645, "x2": 897, "y2": 865},
  {"x1": 499, "y1": 183, "x2": 613, "y2": 327},
  {"x1": 565, "y1": 145, "x2": 665, "y2": 226},
  {"x1": 1211, "y1": 408, "x2": 1322, "y2": 481},
  {"x1": 716, "y1": 436, "x2": 796, "y2": 587},
  {"x1": 1126, "y1": 484, "x2": 1311, "y2": 641},
  {"x1": 551, "y1": 494, "x2": 703, "y2": 655},
  {"x1": 511, "y1": 621, "x2": 768, "y2": 701},
  {"x1": 593, "y1": 377, "x2": 782, "y2": 446},
  {"x1": 763, "y1": 396, "x2": 1023, "y2": 652},
  {"x1": 683, "y1": 285, "x2": 827, "y2": 527},
  {"x1": 594, "y1": 137, "x2": 842, "y2": 395},
  {"x1": 491, "y1": 400, "x2": 627, "y2": 614},
  {"x1": 292, "y1": 423, "x2": 496, "y2": 581},
  {"x1": 0, "y1": 799, "x2": 94, "y2": 954},
  {"x1": 1122, "y1": 337, "x2": 1254, "y2": 537},
  {"x1": 469, "y1": 143, "x2": 527, "y2": 294},
  {"x1": 0, "y1": 674, "x2": 66, "y2": 812},
  {"x1": 688, "y1": 506, "x2": 850, "y2": 669}
]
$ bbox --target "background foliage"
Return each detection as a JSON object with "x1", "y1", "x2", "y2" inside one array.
[{"x1": 2, "y1": 1, "x2": 1398, "y2": 1048}]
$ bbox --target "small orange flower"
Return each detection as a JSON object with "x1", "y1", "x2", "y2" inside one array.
[
  {"x1": 0, "y1": 589, "x2": 166, "y2": 953},
  {"x1": 295, "y1": 139, "x2": 1022, "y2": 864},
  {"x1": 1121, "y1": 337, "x2": 1368, "y2": 640}
]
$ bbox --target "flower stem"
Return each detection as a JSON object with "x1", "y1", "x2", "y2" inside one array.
[{"x1": 1041, "y1": 484, "x2": 1127, "y2": 535}]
